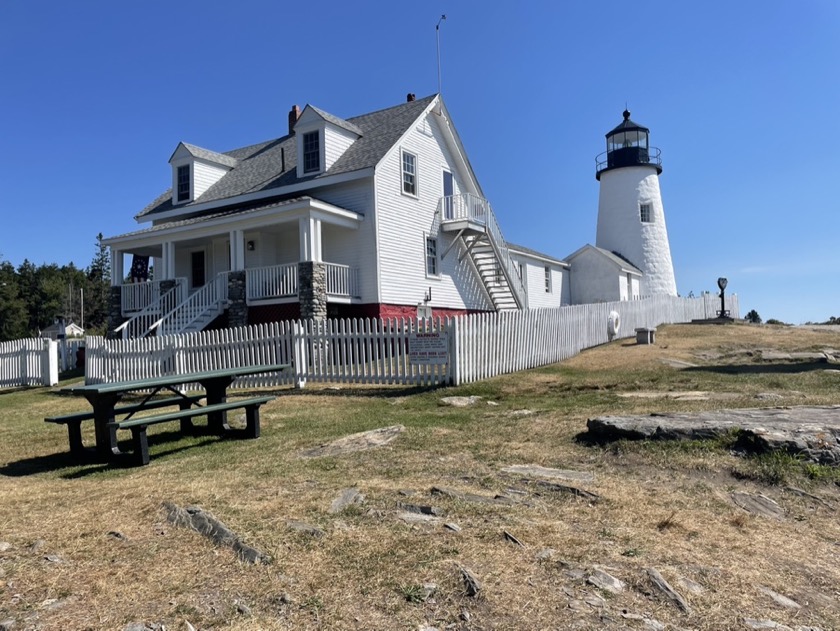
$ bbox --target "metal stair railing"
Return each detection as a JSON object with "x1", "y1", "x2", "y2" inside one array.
[
  {"x1": 151, "y1": 272, "x2": 229, "y2": 336},
  {"x1": 438, "y1": 193, "x2": 526, "y2": 309},
  {"x1": 114, "y1": 278, "x2": 187, "y2": 339}
]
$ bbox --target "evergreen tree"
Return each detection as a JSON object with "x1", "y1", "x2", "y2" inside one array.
[
  {"x1": 85, "y1": 233, "x2": 111, "y2": 334},
  {"x1": 0, "y1": 259, "x2": 28, "y2": 341}
]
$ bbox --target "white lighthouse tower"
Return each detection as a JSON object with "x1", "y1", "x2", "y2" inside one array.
[{"x1": 595, "y1": 110, "x2": 677, "y2": 296}]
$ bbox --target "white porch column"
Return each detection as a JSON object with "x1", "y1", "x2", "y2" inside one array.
[
  {"x1": 299, "y1": 216, "x2": 322, "y2": 262},
  {"x1": 230, "y1": 229, "x2": 245, "y2": 271},
  {"x1": 162, "y1": 241, "x2": 176, "y2": 279},
  {"x1": 110, "y1": 249, "x2": 124, "y2": 286}
]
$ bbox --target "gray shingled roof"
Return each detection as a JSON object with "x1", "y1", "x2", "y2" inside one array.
[
  {"x1": 137, "y1": 94, "x2": 437, "y2": 220},
  {"x1": 307, "y1": 105, "x2": 364, "y2": 136},
  {"x1": 178, "y1": 142, "x2": 239, "y2": 168}
]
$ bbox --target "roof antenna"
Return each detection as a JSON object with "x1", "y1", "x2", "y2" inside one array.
[{"x1": 436, "y1": 15, "x2": 447, "y2": 95}]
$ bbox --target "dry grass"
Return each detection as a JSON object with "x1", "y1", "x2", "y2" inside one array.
[{"x1": 1, "y1": 322, "x2": 840, "y2": 630}]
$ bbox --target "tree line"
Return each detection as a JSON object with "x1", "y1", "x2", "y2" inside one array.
[{"x1": 0, "y1": 234, "x2": 111, "y2": 342}]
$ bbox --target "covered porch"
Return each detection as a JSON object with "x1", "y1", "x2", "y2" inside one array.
[{"x1": 104, "y1": 197, "x2": 363, "y2": 337}]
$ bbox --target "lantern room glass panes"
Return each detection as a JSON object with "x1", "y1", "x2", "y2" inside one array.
[{"x1": 607, "y1": 129, "x2": 649, "y2": 153}]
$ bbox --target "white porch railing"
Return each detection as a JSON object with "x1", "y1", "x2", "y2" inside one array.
[
  {"x1": 326, "y1": 263, "x2": 360, "y2": 298},
  {"x1": 152, "y1": 272, "x2": 229, "y2": 336},
  {"x1": 246, "y1": 264, "x2": 298, "y2": 302},
  {"x1": 122, "y1": 281, "x2": 159, "y2": 314},
  {"x1": 115, "y1": 280, "x2": 188, "y2": 339},
  {"x1": 121, "y1": 279, "x2": 188, "y2": 315},
  {"x1": 246, "y1": 263, "x2": 360, "y2": 301},
  {"x1": 438, "y1": 193, "x2": 527, "y2": 309}
]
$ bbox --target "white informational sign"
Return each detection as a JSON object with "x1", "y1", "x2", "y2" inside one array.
[{"x1": 409, "y1": 331, "x2": 449, "y2": 365}]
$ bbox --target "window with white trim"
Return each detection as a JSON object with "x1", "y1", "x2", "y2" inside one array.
[
  {"x1": 544, "y1": 266, "x2": 552, "y2": 293},
  {"x1": 402, "y1": 150, "x2": 417, "y2": 196},
  {"x1": 177, "y1": 164, "x2": 190, "y2": 202},
  {"x1": 303, "y1": 131, "x2": 320, "y2": 173},
  {"x1": 425, "y1": 236, "x2": 438, "y2": 276},
  {"x1": 640, "y1": 203, "x2": 652, "y2": 223}
]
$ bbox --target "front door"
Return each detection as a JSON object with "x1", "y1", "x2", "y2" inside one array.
[
  {"x1": 191, "y1": 250, "x2": 206, "y2": 288},
  {"x1": 443, "y1": 170, "x2": 454, "y2": 219}
]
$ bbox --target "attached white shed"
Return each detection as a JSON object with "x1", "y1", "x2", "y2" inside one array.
[
  {"x1": 566, "y1": 244, "x2": 642, "y2": 305},
  {"x1": 508, "y1": 244, "x2": 570, "y2": 309}
]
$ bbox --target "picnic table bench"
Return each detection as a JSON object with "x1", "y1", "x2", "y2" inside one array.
[
  {"x1": 45, "y1": 394, "x2": 204, "y2": 455},
  {"x1": 109, "y1": 395, "x2": 275, "y2": 466},
  {"x1": 49, "y1": 363, "x2": 290, "y2": 466}
]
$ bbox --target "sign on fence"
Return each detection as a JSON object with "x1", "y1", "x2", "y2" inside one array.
[{"x1": 409, "y1": 332, "x2": 449, "y2": 365}]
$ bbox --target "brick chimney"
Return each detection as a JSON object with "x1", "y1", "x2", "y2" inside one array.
[
  {"x1": 288, "y1": 105, "x2": 301, "y2": 135},
  {"x1": 406, "y1": 93, "x2": 416, "y2": 102}
]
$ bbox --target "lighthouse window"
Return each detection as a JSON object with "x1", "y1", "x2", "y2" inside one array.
[{"x1": 640, "y1": 203, "x2": 652, "y2": 223}]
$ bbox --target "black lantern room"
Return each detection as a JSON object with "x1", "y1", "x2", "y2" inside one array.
[{"x1": 595, "y1": 110, "x2": 662, "y2": 180}]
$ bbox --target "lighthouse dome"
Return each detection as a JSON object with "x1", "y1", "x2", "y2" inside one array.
[{"x1": 596, "y1": 110, "x2": 662, "y2": 180}]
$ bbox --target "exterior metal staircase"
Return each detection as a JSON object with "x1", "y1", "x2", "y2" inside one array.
[{"x1": 438, "y1": 193, "x2": 526, "y2": 311}]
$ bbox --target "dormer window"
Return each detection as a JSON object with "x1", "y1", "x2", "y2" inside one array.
[
  {"x1": 177, "y1": 165, "x2": 191, "y2": 202},
  {"x1": 303, "y1": 131, "x2": 320, "y2": 173},
  {"x1": 169, "y1": 142, "x2": 237, "y2": 206}
]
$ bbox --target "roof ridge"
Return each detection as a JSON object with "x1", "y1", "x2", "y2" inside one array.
[{"x1": 346, "y1": 94, "x2": 437, "y2": 122}]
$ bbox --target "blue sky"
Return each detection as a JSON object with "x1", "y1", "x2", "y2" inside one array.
[{"x1": 1, "y1": 1, "x2": 838, "y2": 323}]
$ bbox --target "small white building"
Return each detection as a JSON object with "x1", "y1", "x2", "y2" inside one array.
[
  {"x1": 40, "y1": 321, "x2": 85, "y2": 340},
  {"x1": 509, "y1": 244, "x2": 570, "y2": 309},
  {"x1": 566, "y1": 244, "x2": 642, "y2": 304}
]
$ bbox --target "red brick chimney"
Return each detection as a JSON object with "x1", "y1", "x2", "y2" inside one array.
[
  {"x1": 406, "y1": 93, "x2": 416, "y2": 102},
  {"x1": 288, "y1": 105, "x2": 301, "y2": 135}
]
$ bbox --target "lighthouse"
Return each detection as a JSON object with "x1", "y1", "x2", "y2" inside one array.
[{"x1": 595, "y1": 110, "x2": 677, "y2": 297}]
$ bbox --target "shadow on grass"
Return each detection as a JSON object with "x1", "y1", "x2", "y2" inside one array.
[
  {"x1": 230, "y1": 384, "x2": 442, "y2": 399},
  {"x1": 685, "y1": 361, "x2": 832, "y2": 375},
  {"x1": 0, "y1": 430, "x2": 220, "y2": 479},
  {"x1": 0, "y1": 386, "x2": 39, "y2": 396},
  {"x1": 44, "y1": 384, "x2": 442, "y2": 403}
]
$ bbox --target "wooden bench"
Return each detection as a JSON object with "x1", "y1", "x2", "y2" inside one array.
[
  {"x1": 46, "y1": 395, "x2": 205, "y2": 456},
  {"x1": 108, "y1": 396, "x2": 275, "y2": 466}
]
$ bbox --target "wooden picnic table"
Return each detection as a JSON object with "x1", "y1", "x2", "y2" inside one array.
[{"x1": 58, "y1": 363, "x2": 290, "y2": 461}]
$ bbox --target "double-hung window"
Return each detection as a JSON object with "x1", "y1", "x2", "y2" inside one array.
[
  {"x1": 640, "y1": 203, "x2": 652, "y2": 223},
  {"x1": 545, "y1": 266, "x2": 552, "y2": 293},
  {"x1": 402, "y1": 150, "x2": 417, "y2": 196},
  {"x1": 177, "y1": 165, "x2": 190, "y2": 202},
  {"x1": 426, "y1": 236, "x2": 438, "y2": 276},
  {"x1": 303, "y1": 131, "x2": 320, "y2": 173}
]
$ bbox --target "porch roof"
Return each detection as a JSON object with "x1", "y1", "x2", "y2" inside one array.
[{"x1": 105, "y1": 196, "x2": 362, "y2": 248}]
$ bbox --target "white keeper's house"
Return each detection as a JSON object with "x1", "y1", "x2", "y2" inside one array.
[
  {"x1": 104, "y1": 93, "x2": 572, "y2": 338},
  {"x1": 103, "y1": 95, "x2": 677, "y2": 339}
]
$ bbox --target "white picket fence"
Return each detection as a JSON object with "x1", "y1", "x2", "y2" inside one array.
[
  {"x1": 84, "y1": 293, "x2": 737, "y2": 388},
  {"x1": 0, "y1": 338, "x2": 58, "y2": 388}
]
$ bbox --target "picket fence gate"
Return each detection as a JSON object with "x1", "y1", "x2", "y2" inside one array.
[{"x1": 85, "y1": 293, "x2": 737, "y2": 389}]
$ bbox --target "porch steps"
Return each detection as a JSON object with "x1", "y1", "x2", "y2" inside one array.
[{"x1": 159, "y1": 303, "x2": 224, "y2": 336}]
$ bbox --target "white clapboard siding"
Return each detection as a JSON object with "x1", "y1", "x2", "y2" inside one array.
[
  {"x1": 0, "y1": 338, "x2": 58, "y2": 388},
  {"x1": 85, "y1": 294, "x2": 739, "y2": 388}
]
